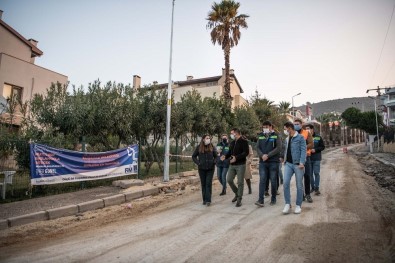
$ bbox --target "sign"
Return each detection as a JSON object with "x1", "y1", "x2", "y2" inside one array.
[{"x1": 30, "y1": 143, "x2": 138, "y2": 185}]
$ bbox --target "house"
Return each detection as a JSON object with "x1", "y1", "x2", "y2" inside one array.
[
  {"x1": 383, "y1": 86, "x2": 395, "y2": 127},
  {"x1": 0, "y1": 10, "x2": 68, "y2": 125},
  {"x1": 133, "y1": 69, "x2": 247, "y2": 109}
]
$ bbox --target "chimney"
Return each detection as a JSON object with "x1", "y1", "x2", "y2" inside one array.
[
  {"x1": 28, "y1": 38, "x2": 38, "y2": 47},
  {"x1": 153, "y1": 81, "x2": 158, "y2": 85},
  {"x1": 0, "y1": 10, "x2": 3, "y2": 20},
  {"x1": 186, "y1": 75, "x2": 193, "y2": 80},
  {"x1": 132, "y1": 75, "x2": 141, "y2": 90},
  {"x1": 222, "y1": 68, "x2": 235, "y2": 76}
]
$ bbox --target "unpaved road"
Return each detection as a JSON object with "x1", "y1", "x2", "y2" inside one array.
[{"x1": 1, "y1": 147, "x2": 394, "y2": 262}]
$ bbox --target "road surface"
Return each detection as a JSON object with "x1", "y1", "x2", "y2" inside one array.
[{"x1": 1, "y1": 147, "x2": 394, "y2": 262}]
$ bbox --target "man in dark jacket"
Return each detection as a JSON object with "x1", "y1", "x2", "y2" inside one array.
[
  {"x1": 306, "y1": 124, "x2": 325, "y2": 195},
  {"x1": 221, "y1": 128, "x2": 249, "y2": 207},
  {"x1": 255, "y1": 121, "x2": 282, "y2": 207}
]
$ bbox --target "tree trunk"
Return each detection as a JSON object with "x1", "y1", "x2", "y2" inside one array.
[{"x1": 223, "y1": 38, "x2": 232, "y2": 102}]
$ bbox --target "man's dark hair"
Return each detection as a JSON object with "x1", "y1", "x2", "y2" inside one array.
[
  {"x1": 231, "y1": 128, "x2": 241, "y2": 135},
  {"x1": 306, "y1": 124, "x2": 314, "y2": 130},
  {"x1": 284, "y1": 122, "x2": 294, "y2": 130},
  {"x1": 262, "y1": 121, "x2": 272, "y2": 127},
  {"x1": 293, "y1": 118, "x2": 303, "y2": 124}
]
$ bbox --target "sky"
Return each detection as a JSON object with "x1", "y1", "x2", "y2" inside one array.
[{"x1": 1, "y1": 0, "x2": 395, "y2": 106}]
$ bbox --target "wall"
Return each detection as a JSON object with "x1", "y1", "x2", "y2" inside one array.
[
  {"x1": 172, "y1": 85, "x2": 222, "y2": 103},
  {"x1": 0, "y1": 25, "x2": 31, "y2": 62}
]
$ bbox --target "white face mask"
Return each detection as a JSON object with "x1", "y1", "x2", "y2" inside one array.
[
  {"x1": 284, "y1": 129, "x2": 289, "y2": 136},
  {"x1": 263, "y1": 128, "x2": 270, "y2": 134},
  {"x1": 230, "y1": 134, "x2": 235, "y2": 140},
  {"x1": 204, "y1": 139, "x2": 211, "y2": 145}
]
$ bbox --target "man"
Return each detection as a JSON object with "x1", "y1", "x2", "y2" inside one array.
[
  {"x1": 294, "y1": 118, "x2": 314, "y2": 203},
  {"x1": 306, "y1": 124, "x2": 325, "y2": 195},
  {"x1": 216, "y1": 134, "x2": 230, "y2": 196},
  {"x1": 255, "y1": 121, "x2": 282, "y2": 207},
  {"x1": 282, "y1": 121, "x2": 306, "y2": 214},
  {"x1": 221, "y1": 128, "x2": 249, "y2": 207}
]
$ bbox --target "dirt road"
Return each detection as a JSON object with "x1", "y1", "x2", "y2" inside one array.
[{"x1": 1, "y1": 147, "x2": 394, "y2": 262}]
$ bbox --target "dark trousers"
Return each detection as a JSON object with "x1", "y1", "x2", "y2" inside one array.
[
  {"x1": 304, "y1": 156, "x2": 312, "y2": 195},
  {"x1": 259, "y1": 162, "x2": 278, "y2": 202},
  {"x1": 265, "y1": 167, "x2": 280, "y2": 191},
  {"x1": 199, "y1": 169, "x2": 214, "y2": 203}
]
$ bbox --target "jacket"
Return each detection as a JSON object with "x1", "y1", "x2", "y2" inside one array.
[
  {"x1": 216, "y1": 141, "x2": 230, "y2": 168},
  {"x1": 310, "y1": 133, "x2": 325, "y2": 161},
  {"x1": 257, "y1": 131, "x2": 282, "y2": 163},
  {"x1": 192, "y1": 145, "x2": 217, "y2": 171},
  {"x1": 224, "y1": 136, "x2": 249, "y2": 165},
  {"x1": 283, "y1": 131, "x2": 307, "y2": 165},
  {"x1": 299, "y1": 129, "x2": 314, "y2": 156}
]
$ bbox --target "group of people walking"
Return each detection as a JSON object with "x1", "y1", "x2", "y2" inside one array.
[{"x1": 192, "y1": 119, "x2": 325, "y2": 214}]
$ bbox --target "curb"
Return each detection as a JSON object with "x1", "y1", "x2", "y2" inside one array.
[
  {"x1": 369, "y1": 154, "x2": 395, "y2": 169},
  {"x1": 0, "y1": 171, "x2": 199, "y2": 230}
]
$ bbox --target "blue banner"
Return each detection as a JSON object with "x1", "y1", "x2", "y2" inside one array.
[{"x1": 30, "y1": 143, "x2": 138, "y2": 185}]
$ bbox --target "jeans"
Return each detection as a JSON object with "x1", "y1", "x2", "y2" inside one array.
[
  {"x1": 310, "y1": 160, "x2": 321, "y2": 190},
  {"x1": 283, "y1": 162, "x2": 304, "y2": 206},
  {"x1": 227, "y1": 164, "x2": 246, "y2": 199},
  {"x1": 304, "y1": 156, "x2": 312, "y2": 195},
  {"x1": 198, "y1": 169, "x2": 214, "y2": 203},
  {"x1": 259, "y1": 162, "x2": 278, "y2": 203},
  {"x1": 217, "y1": 166, "x2": 229, "y2": 191}
]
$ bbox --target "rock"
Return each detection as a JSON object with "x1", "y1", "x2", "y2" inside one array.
[{"x1": 119, "y1": 179, "x2": 144, "y2": 189}]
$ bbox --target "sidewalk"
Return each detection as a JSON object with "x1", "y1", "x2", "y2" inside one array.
[
  {"x1": 350, "y1": 144, "x2": 395, "y2": 168},
  {"x1": 0, "y1": 171, "x2": 201, "y2": 230}
]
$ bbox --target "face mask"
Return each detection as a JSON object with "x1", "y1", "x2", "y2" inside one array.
[
  {"x1": 294, "y1": 124, "x2": 301, "y2": 131},
  {"x1": 222, "y1": 138, "x2": 227, "y2": 143},
  {"x1": 263, "y1": 128, "x2": 270, "y2": 134},
  {"x1": 284, "y1": 129, "x2": 289, "y2": 136},
  {"x1": 204, "y1": 139, "x2": 211, "y2": 145},
  {"x1": 230, "y1": 134, "x2": 235, "y2": 140}
]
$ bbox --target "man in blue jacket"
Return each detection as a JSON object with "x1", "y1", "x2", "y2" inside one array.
[
  {"x1": 306, "y1": 124, "x2": 325, "y2": 195},
  {"x1": 216, "y1": 134, "x2": 230, "y2": 196},
  {"x1": 282, "y1": 121, "x2": 307, "y2": 215},
  {"x1": 255, "y1": 121, "x2": 282, "y2": 207}
]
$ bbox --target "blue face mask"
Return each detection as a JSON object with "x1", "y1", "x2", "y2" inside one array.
[{"x1": 294, "y1": 124, "x2": 301, "y2": 131}]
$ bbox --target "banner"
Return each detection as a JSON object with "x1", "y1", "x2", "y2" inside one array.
[{"x1": 30, "y1": 143, "x2": 138, "y2": 185}]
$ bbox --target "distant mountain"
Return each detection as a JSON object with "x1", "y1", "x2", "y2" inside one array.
[{"x1": 296, "y1": 97, "x2": 378, "y2": 118}]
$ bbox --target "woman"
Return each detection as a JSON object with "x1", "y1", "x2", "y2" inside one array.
[
  {"x1": 192, "y1": 135, "x2": 217, "y2": 206},
  {"x1": 244, "y1": 144, "x2": 254, "y2": 194}
]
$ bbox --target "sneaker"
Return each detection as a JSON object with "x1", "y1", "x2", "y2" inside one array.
[
  {"x1": 270, "y1": 201, "x2": 276, "y2": 206},
  {"x1": 303, "y1": 195, "x2": 306, "y2": 202},
  {"x1": 276, "y1": 190, "x2": 280, "y2": 195},
  {"x1": 220, "y1": 190, "x2": 226, "y2": 196},
  {"x1": 255, "y1": 200, "x2": 264, "y2": 207},
  {"x1": 306, "y1": 195, "x2": 313, "y2": 203},
  {"x1": 265, "y1": 191, "x2": 270, "y2": 196},
  {"x1": 282, "y1": 204, "x2": 290, "y2": 214},
  {"x1": 203, "y1": 202, "x2": 206, "y2": 205},
  {"x1": 294, "y1": 205, "x2": 302, "y2": 214},
  {"x1": 206, "y1": 202, "x2": 211, "y2": 207},
  {"x1": 315, "y1": 189, "x2": 321, "y2": 196},
  {"x1": 236, "y1": 199, "x2": 242, "y2": 207},
  {"x1": 232, "y1": 196, "x2": 238, "y2": 203}
]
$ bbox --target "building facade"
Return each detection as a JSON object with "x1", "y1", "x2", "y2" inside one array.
[
  {"x1": 383, "y1": 86, "x2": 395, "y2": 127},
  {"x1": 0, "y1": 10, "x2": 68, "y2": 124}
]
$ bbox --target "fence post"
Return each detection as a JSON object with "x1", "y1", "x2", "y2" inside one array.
[
  {"x1": 138, "y1": 138, "x2": 141, "y2": 179},
  {"x1": 80, "y1": 136, "x2": 86, "y2": 189},
  {"x1": 175, "y1": 137, "x2": 179, "y2": 173}
]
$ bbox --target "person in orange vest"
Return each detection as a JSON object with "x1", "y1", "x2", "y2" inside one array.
[{"x1": 293, "y1": 118, "x2": 314, "y2": 203}]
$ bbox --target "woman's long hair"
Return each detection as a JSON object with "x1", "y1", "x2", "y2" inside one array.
[{"x1": 199, "y1": 135, "x2": 213, "y2": 153}]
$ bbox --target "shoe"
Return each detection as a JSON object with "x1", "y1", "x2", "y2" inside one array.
[
  {"x1": 220, "y1": 190, "x2": 226, "y2": 196},
  {"x1": 255, "y1": 200, "x2": 264, "y2": 207},
  {"x1": 270, "y1": 201, "x2": 276, "y2": 206},
  {"x1": 294, "y1": 205, "x2": 302, "y2": 214},
  {"x1": 206, "y1": 202, "x2": 211, "y2": 206},
  {"x1": 282, "y1": 204, "x2": 290, "y2": 214},
  {"x1": 315, "y1": 189, "x2": 321, "y2": 196},
  {"x1": 203, "y1": 202, "x2": 206, "y2": 205},
  {"x1": 248, "y1": 189, "x2": 252, "y2": 195},
  {"x1": 265, "y1": 191, "x2": 270, "y2": 196},
  {"x1": 276, "y1": 191, "x2": 280, "y2": 195},
  {"x1": 236, "y1": 199, "x2": 242, "y2": 207},
  {"x1": 306, "y1": 195, "x2": 313, "y2": 203},
  {"x1": 232, "y1": 196, "x2": 238, "y2": 203},
  {"x1": 303, "y1": 195, "x2": 306, "y2": 201}
]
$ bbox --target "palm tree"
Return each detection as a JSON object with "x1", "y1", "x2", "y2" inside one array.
[
  {"x1": 207, "y1": 0, "x2": 249, "y2": 101},
  {"x1": 278, "y1": 101, "x2": 291, "y2": 114}
]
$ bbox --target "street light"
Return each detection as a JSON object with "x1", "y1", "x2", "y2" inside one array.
[
  {"x1": 368, "y1": 96, "x2": 380, "y2": 151},
  {"x1": 292, "y1": 93, "x2": 301, "y2": 117}
]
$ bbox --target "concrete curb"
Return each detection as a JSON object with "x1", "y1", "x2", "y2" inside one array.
[
  {"x1": 369, "y1": 154, "x2": 395, "y2": 169},
  {"x1": 0, "y1": 171, "x2": 199, "y2": 230}
]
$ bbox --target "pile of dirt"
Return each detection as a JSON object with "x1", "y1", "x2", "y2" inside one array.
[{"x1": 352, "y1": 152, "x2": 395, "y2": 193}]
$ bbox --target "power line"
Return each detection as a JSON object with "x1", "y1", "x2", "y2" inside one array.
[{"x1": 368, "y1": 2, "x2": 395, "y2": 89}]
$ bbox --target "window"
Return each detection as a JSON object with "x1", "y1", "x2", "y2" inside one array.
[{"x1": 3, "y1": 84, "x2": 23, "y2": 103}]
